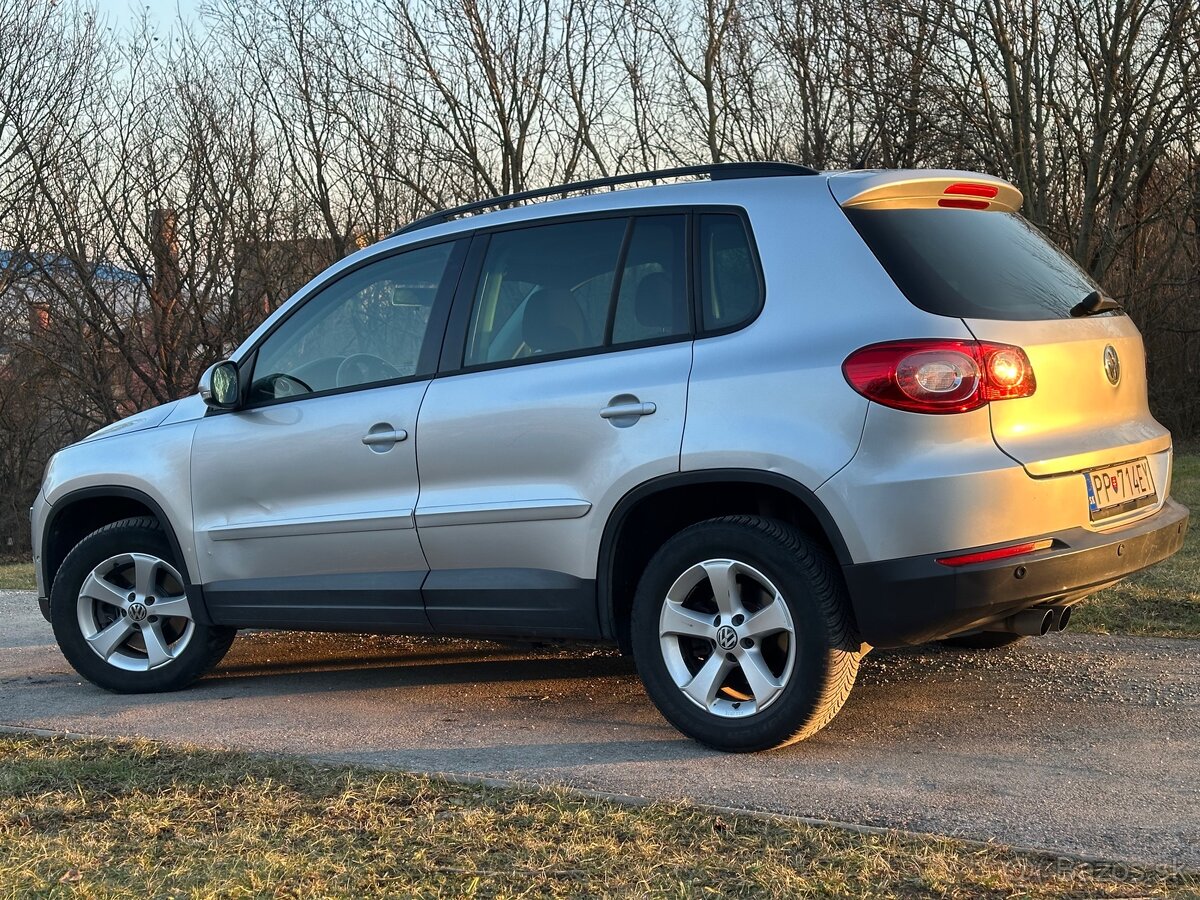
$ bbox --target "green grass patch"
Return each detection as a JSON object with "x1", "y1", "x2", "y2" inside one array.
[
  {"x1": 1075, "y1": 452, "x2": 1200, "y2": 637},
  {"x1": 0, "y1": 735, "x2": 1193, "y2": 898},
  {"x1": 0, "y1": 561, "x2": 35, "y2": 590}
]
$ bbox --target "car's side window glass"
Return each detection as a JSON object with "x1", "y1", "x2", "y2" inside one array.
[
  {"x1": 699, "y1": 214, "x2": 760, "y2": 331},
  {"x1": 611, "y1": 215, "x2": 688, "y2": 345},
  {"x1": 464, "y1": 218, "x2": 626, "y2": 366},
  {"x1": 250, "y1": 242, "x2": 454, "y2": 402}
]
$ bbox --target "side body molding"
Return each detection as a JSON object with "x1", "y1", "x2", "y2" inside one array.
[
  {"x1": 414, "y1": 498, "x2": 591, "y2": 528},
  {"x1": 207, "y1": 509, "x2": 416, "y2": 541}
]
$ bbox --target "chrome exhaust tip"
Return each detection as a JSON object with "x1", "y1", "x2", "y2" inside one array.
[
  {"x1": 1051, "y1": 606, "x2": 1072, "y2": 632},
  {"x1": 1004, "y1": 608, "x2": 1054, "y2": 636}
]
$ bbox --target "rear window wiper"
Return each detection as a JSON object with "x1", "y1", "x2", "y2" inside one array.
[{"x1": 1071, "y1": 289, "x2": 1124, "y2": 317}]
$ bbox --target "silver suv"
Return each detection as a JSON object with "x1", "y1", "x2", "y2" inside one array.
[{"x1": 32, "y1": 163, "x2": 1189, "y2": 751}]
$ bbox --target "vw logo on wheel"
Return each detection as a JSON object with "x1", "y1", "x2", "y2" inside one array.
[
  {"x1": 1103, "y1": 345, "x2": 1121, "y2": 386},
  {"x1": 715, "y1": 624, "x2": 738, "y2": 651},
  {"x1": 127, "y1": 602, "x2": 148, "y2": 623}
]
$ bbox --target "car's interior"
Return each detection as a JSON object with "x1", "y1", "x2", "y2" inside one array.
[
  {"x1": 245, "y1": 214, "x2": 745, "y2": 402},
  {"x1": 248, "y1": 245, "x2": 451, "y2": 402},
  {"x1": 465, "y1": 215, "x2": 689, "y2": 366}
]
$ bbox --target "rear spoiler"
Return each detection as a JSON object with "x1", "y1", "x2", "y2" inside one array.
[{"x1": 831, "y1": 170, "x2": 1023, "y2": 213}]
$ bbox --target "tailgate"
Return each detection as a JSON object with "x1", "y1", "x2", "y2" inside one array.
[
  {"x1": 833, "y1": 167, "x2": 1172, "y2": 482},
  {"x1": 965, "y1": 315, "x2": 1170, "y2": 476}
]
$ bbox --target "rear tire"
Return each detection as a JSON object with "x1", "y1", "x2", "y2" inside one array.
[
  {"x1": 50, "y1": 517, "x2": 236, "y2": 693},
  {"x1": 940, "y1": 631, "x2": 1026, "y2": 650},
  {"x1": 631, "y1": 515, "x2": 861, "y2": 752}
]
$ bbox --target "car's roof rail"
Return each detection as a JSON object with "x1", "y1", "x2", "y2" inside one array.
[{"x1": 390, "y1": 161, "x2": 818, "y2": 237}]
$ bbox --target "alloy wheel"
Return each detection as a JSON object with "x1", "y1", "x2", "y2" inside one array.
[
  {"x1": 658, "y1": 558, "x2": 797, "y2": 718},
  {"x1": 75, "y1": 552, "x2": 194, "y2": 672}
]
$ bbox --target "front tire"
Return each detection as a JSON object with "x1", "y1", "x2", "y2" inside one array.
[
  {"x1": 631, "y1": 516, "x2": 861, "y2": 752},
  {"x1": 50, "y1": 517, "x2": 236, "y2": 693}
]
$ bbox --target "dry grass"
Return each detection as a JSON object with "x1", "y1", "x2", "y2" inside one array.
[
  {"x1": 0, "y1": 735, "x2": 1195, "y2": 899},
  {"x1": 0, "y1": 561, "x2": 35, "y2": 590}
]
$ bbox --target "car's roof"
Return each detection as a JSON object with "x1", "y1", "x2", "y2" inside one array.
[
  {"x1": 380, "y1": 171, "x2": 832, "y2": 249},
  {"x1": 231, "y1": 164, "x2": 1011, "y2": 362},
  {"x1": 379, "y1": 165, "x2": 1016, "y2": 248}
]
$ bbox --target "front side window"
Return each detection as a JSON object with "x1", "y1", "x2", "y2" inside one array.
[
  {"x1": 250, "y1": 242, "x2": 455, "y2": 401},
  {"x1": 464, "y1": 215, "x2": 688, "y2": 367}
]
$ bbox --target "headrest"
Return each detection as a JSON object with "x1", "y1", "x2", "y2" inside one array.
[
  {"x1": 523, "y1": 288, "x2": 586, "y2": 354},
  {"x1": 634, "y1": 271, "x2": 677, "y2": 330}
]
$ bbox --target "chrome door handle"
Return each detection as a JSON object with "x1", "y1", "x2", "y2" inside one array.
[
  {"x1": 600, "y1": 401, "x2": 656, "y2": 420},
  {"x1": 362, "y1": 428, "x2": 408, "y2": 446}
]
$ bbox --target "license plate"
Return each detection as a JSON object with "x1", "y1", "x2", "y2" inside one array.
[{"x1": 1084, "y1": 458, "x2": 1156, "y2": 521}]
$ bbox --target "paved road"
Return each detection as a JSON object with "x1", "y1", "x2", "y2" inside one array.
[{"x1": 2, "y1": 589, "x2": 1197, "y2": 869}]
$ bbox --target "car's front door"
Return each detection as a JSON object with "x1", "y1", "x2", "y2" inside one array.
[
  {"x1": 190, "y1": 238, "x2": 466, "y2": 631},
  {"x1": 413, "y1": 213, "x2": 694, "y2": 638}
]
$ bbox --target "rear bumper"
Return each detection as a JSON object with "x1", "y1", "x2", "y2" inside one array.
[{"x1": 843, "y1": 498, "x2": 1189, "y2": 648}]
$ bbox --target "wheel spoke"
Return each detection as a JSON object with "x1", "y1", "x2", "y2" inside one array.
[
  {"x1": 742, "y1": 597, "x2": 791, "y2": 640},
  {"x1": 700, "y1": 560, "x2": 740, "y2": 615},
  {"x1": 660, "y1": 602, "x2": 717, "y2": 640},
  {"x1": 150, "y1": 595, "x2": 192, "y2": 620},
  {"x1": 86, "y1": 617, "x2": 136, "y2": 660},
  {"x1": 131, "y1": 554, "x2": 160, "y2": 598},
  {"x1": 737, "y1": 647, "x2": 784, "y2": 709},
  {"x1": 140, "y1": 621, "x2": 174, "y2": 668},
  {"x1": 682, "y1": 653, "x2": 733, "y2": 708},
  {"x1": 79, "y1": 571, "x2": 131, "y2": 610}
]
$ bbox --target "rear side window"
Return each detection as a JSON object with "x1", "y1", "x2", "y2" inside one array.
[
  {"x1": 464, "y1": 215, "x2": 688, "y2": 367},
  {"x1": 698, "y1": 214, "x2": 760, "y2": 331},
  {"x1": 612, "y1": 216, "x2": 688, "y2": 344},
  {"x1": 844, "y1": 208, "x2": 1106, "y2": 321}
]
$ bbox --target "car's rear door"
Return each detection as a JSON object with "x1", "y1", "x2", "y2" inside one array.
[{"x1": 413, "y1": 213, "x2": 694, "y2": 638}]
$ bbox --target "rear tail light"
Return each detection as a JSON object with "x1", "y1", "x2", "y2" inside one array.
[{"x1": 842, "y1": 339, "x2": 1036, "y2": 414}]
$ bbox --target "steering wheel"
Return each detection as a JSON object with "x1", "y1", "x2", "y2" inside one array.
[
  {"x1": 336, "y1": 353, "x2": 402, "y2": 388},
  {"x1": 258, "y1": 373, "x2": 312, "y2": 399}
]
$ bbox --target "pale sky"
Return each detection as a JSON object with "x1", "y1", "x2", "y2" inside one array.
[{"x1": 90, "y1": 0, "x2": 203, "y2": 30}]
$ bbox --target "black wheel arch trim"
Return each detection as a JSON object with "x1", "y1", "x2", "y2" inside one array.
[
  {"x1": 41, "y1": 485, "x2": 214, "y2": 626},
  {"x1": 596, "y1": 468, "x2": 853, "y2": 641}
]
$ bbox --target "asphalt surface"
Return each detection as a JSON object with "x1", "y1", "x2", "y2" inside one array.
[{"x1": 2, "y1": 588, "x2": 1197, "y2": 870}]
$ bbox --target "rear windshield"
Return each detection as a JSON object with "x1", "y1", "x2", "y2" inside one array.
[{"x1": 844, "y1": 207, "x2": 1109, "y2": 321}]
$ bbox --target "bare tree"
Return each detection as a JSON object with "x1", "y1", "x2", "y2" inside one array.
[{"x1": 1, "y1": 0, "x2": 1199, "y2": 548}]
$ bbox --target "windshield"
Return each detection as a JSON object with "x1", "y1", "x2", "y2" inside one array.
[{"x1": 844, "y1": 207, "x2": 1111, "y2": 321}]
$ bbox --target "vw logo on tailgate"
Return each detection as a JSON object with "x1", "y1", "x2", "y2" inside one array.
[{"x1": 1103, "y1": 345, "x2": 1121, "y2": 386}]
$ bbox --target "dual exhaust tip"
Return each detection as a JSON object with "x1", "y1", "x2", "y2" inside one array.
[{"x1": 1002, "y1": 605, "x2": 1072, "y2": 636}]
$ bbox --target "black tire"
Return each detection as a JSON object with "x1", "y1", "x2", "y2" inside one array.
[
  {"x1": 50, "y1": 517, "x2": 236, "y2": 693},
  {"x1": 939, "y1": 631, "x2": 1026, "y2": 650},
  {"x1": 630, "y1": 515, "x2": 861, "y2": 752}
]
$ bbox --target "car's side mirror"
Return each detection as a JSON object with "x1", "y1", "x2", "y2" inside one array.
[{"x1": 199, "y1": 360, "x2": 241, "y2": 410}]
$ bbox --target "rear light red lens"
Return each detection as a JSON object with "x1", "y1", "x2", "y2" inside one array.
[
  {"x1": 981, "y1": 345, "x2": 1033, "y2": 399},
  {"x1": 938, "y1": 183, "x2": 999, "y2": 210},
  {"x1": 936, "y1": 539, "x2": 1054, "y2": 567},
  {"x1": 842, "y1": 339, "x2": 1035, "y2": 414},
  {"x1": 943, "y1": 182, "x2": 999, "y2": 199}
]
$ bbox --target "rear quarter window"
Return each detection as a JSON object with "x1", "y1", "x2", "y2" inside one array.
[
  {"x1": 844, "y1": 208, "x2": 1108, "y2": 321},
  {"x1": 698, "y1": 214, "x2": 761, "y2": 331}
]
